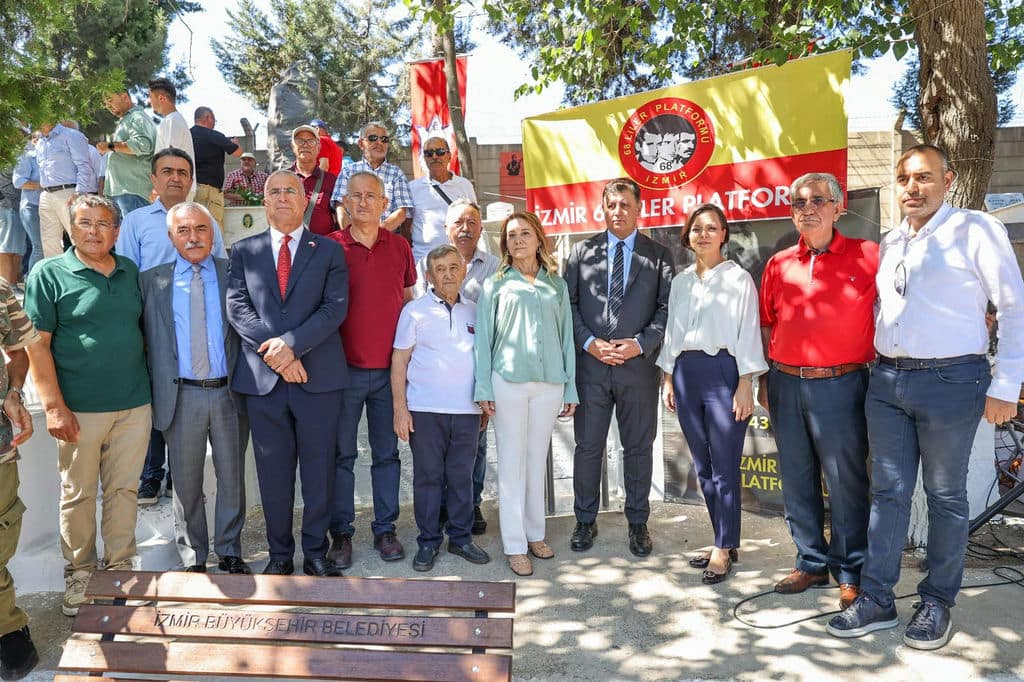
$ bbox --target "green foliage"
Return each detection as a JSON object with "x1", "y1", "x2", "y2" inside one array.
[{"x1": 213, "y1": 0, "x2": 419, "y2": 143}]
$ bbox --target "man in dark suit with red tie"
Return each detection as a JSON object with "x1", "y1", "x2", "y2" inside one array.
[{"x1": 226, "y1": 170, "x2": 349, "y2": 577}]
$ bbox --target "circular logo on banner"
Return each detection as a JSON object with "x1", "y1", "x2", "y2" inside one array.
[{"x1": 618, "y1": 98, "x2": 716, "y2": 190}]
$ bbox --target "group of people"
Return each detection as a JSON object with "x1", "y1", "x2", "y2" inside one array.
[{"x1": 0, "y1": 81, "x2": 1018, "y2": 681}]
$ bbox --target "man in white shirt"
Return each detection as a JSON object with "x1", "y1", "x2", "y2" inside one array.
[
  {"x1": 827, "y1": 144, "x2": 1024, "y2": 650},
  {"x1": 408, "y1": 136, "x2": 476, "y2": 262},
  {"x1": 149, "y1": 78, "x2": 195, "y2": 200}
]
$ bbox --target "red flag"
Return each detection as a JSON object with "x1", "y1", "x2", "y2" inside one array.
[{"x1": 409, "y1": 56, "x2": 468, "y2": 178}]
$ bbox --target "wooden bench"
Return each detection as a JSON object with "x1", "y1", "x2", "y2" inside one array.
[{"x1": 55, "y1": 570, "x2": 515, "y2": 681}]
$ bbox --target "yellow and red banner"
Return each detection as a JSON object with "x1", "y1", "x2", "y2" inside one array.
[
  {"x1": 523, "y1": 51, "x2": 850, "y2": 233},
  {"x1": 409, "y1": 56, "x2": 468, "y2": 178}
]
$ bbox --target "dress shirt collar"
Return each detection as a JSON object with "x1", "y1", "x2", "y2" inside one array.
[
  {"x1": 469, "y1": 248, "x2": 487, "y2": 266},
  {"x1": 428, "y1": 287, "x2": 462, "y2": 307},
  {"x1": 45, "y1": 124, "x2": 67, "y2": 141},
  {"x1": 174, "y1": 254, "x2": 214, "y2": 277},
  {"x1": 269, "y1": 225, "x2": 305, "y2": 247},
  {"x1": 899, "y1": 202, "x2": 952, "y2": 241},
  {"x1": 797, "y1": 228, "x2": 847, "y2": 258},
  {"x1": 288, "y1": 162, "x2": 321, "y2": 180},
  {"x1": 149, "y1": 198, "x2": 169, "y2": 215},
  {"x1": 684, "y1": 259, "x2": 736, "y2": 281},
  {"x1": 607, "y1": 229, "x2": 638, "y2": 252}
]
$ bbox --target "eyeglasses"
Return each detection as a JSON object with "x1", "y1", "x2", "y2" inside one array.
[
  {"x1": 267, "y1": 187, "x2": 300, "y2": 197},
  {"x1": 364, "y1": 134, "x2": 390, "y2": 143},
  {"x1": 791, "y1": 197, "x2": 837, "y2": 211},
  {"x1": 294, "y1": 138, "x2": 318, "y2": 147},
  {"x1": 894, "y1": 260, "x2": 907, "y2": 297},
  {"x1": 348, "y1": 193, "x2": 382, "y2": 204},
  {"x1": 74, "y1": 220, "x2": 116, "y2": 231},
  {"x1": 423, "y1": 148, "x2": 449, "y2": 158}
]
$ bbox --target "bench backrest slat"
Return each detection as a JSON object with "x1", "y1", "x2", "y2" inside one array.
[
  {"x1": 74, "y1": 605, "x2": 513, "y2": 649},
  {"x1": 60, "y1": 639, "x2": 512, "y2": 682},
  {"x1": 86, "y1": 571, "x2": 516, "y2": 612}
]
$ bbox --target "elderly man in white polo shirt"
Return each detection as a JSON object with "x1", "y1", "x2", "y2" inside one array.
[
  {"x1": 391, "y1": 244, "x2": 490, "y2": 572},
  {"x1": 408, "y1": 136, "x2": 476, "y2": 263}
]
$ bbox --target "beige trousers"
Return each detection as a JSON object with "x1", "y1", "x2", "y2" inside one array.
[
  {"x1": 195, "y1": 184, "x2": 226, "y2": 225},
  {"x1": 57, "y1": 404, "x2": 151, "y2": 574},
  {"x1": 37, "y1": 187, "x2": 75, "y2": 258}
]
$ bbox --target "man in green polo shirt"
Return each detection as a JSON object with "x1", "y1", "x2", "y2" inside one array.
[
  {"x1": 99, "y1": 89, "x2": 157, "y2": 218},
  {"x1": 24, "y1": 194, "x2": 151, "y2": 618}
]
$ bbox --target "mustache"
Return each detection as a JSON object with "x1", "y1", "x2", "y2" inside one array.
[{"x1": 184, "y1": 240, "x2": 207, "y2": 249}]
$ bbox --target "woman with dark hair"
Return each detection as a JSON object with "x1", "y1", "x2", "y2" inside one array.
[
  {"x1": 474, "y1": 211, "x2": 577, "y2": 577},
  {"x1": 657, "y1": 204, "x2": 767, "y2": 584}
]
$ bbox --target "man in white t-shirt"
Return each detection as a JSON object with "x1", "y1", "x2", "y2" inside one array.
[
  {"x1": 391, "y1": 244, "x2": 490, "y2": 572},
  {"x1": 148, "y1": 77, "x2": 195, "y2": 200},
  {"x1": 408, "y1": 136, "x2": 476, "y2": 262}
]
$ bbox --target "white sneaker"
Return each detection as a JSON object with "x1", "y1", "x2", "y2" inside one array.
[{"x1": 62, "y1": 570, "x2": 92, "y2": 616}]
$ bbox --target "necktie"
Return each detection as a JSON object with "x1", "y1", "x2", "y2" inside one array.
[
  {"x1": 190, "y1": 264, "x2": 210, "y2": 379},
  {"x1": 607, "y1": 240, "x2": 624, "y2": 337},
  {"x1": 277, "y1": 234, "x2": 291, "y2": 298}
]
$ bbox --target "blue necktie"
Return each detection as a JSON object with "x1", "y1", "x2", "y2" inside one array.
[{"x1": 607, "y1": 241, "x2": 624, "y2": 337}]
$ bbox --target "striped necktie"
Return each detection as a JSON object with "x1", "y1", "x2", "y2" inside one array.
[{"x1": 607, "y1": 240, "x2": 624, "y2": 337}]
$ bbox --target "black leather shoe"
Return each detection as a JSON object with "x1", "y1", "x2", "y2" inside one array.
[
  {"x1": 328, "y1": 532, "x2": 353, "y2": 569},
  {"x1": 182, "y1": 564, "x2": 206, "y2": 573},
  {"x1": 218, "y1": 556, "x2": 252, "y2": 574},
  {"x1": 471, "y1": 505, "x2": 487, "y2": 535},
  {"x1": 303, "y1": 557, "x2": 342, "y2": 577},
  {"x1": 570, "y1": 522, "x2": 597, "y2": 552},
  {"x1": 262, "y1": 559, "x2": 294, "y2": 575},
  {"x1": 448, "y1": 541, "x2": 491, "y2": 565},
  {"x1": 412, "y1": 545, "x2": 439, "y2": 572},
  {"x1": 0, "y1": 626, "x2": 38, "y2": 681},
  {"x1": 628, "y1": 523, "x2": 653, "y2": 557}
]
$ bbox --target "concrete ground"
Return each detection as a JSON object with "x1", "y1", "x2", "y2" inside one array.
[{"x1": 17, "y1": 496, "x2": 1024, "y2": 682}]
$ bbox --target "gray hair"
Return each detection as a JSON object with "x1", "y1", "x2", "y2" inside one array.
[
  {"x1": 194, "y1": 106, "x2": 213, "y2": 122},
  {"x1": 360, "y1": 121, "x2": 389, "y2": 138},
  {"x1": 68, "y1": 194, "x2": 121, "y2": 227},
  {"x1": 790, "y1": 172, "x2": 842, "y2": 202},
  {"x1": 426, "y1": 244, "x2": 461, "y2": 270},
  {"x1": 423, "y1": 135, "x2": 448, "y2": 149},
  {"x1": 265, "y1": 169, "x2": 303, "y2": 191},
  {"x1": 445, "y1": 198, "x2": 480, "y2": 224},
  {"x1": 346, "y1": 171, "x2": 385, "y2": 196},
  {"x1": 165, "y1": 201, "x2": 215, "y2": 230},
  {"x1": 61, "y1": 120, "x2": 80, "y2": 130}
]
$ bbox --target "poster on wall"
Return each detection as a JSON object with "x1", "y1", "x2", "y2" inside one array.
[
  {"x1": 521, "y1": 51, "x2": 851, "y2": 234},
  {"x1": 409, "y1": 56, "x2": 468, "y2": 179},
  {"x1": 499, "y1": 151, "x2": 526, "y2": 202}
]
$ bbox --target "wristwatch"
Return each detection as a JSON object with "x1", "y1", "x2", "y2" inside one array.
[{"x1": 107, "y1": 141, "x2": 116, "y2": 153}]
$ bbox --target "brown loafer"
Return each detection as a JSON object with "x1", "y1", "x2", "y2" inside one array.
[
  {"x1": 508, "y1": 554, "x2": 533, "y2": 576},
  {"x1": 839, "y1": 583, "x2": 859, "y2": 609},
  {"x1": 774, "y1": 569, "x2": 829, "y2": 594},
  {"x1": 528, "y1": 540, "x2": 554, "y2": 559}
]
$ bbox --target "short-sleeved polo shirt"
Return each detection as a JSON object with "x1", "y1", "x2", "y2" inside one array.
[
  {"x1": 393, "y1": 290, "x2": 479, "y2": 414},
  {"x1": 327, "y1": 227, "x2": 416, "y2": 369},
  {"x1": 759, "y1": 229, "x2": 879, "y2": 367},
  {"x1": 24, "y1": 248, "x2": 151, "y2": 412}
]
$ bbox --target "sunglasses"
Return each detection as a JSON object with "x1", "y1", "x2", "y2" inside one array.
[
  {"x1": 791, "y1": 197, "x2": 837, "y2": 211},
  {"x1": 364, "y1": 134, "x2": 390, "y2": 143},
  {"x1": 423, "y1": 148, "x2": 449, "y2": 158}
]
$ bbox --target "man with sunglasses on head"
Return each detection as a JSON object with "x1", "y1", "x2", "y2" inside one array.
[
  {"x1": 758, "y1": 172, "x2": 878, "y2": 612},
  {"x1": 330, "y1": 122, "x2": 413, "y2": 234},
  {"x1": 827, "y1": 145, "x2": 1024, "y2": 650},
  {"x1": 408, "y1": 136, "x2": 477, "y2": 262}
]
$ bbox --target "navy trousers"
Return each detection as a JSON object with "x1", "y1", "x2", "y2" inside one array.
[
  {"x1": 767, "y1": 367, "x2": 870, "y2": 584},
  {"x1": 672, "y1": 350, "x2": 747, "y2": 549},
  {"x1": 247, "y1": 381, "x2": 342, "y2": 561},
  {"x1": 410, "y1": 412, "x2": 479, "y2": 548}
]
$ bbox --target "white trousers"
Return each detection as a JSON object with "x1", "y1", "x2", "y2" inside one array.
[
  {"x1": 491, "y1": 373, "x2": 563, "y2": 555},
  {"x1": 38, "y1": 188, "x2": 75, "y2": 258}
]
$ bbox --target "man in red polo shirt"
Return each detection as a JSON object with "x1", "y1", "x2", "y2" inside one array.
[
  {"x1": 757, "y1": 172, "x2": 879, "y2": 611},
  {"x1": 326, "y1": 171, "x2": 416, "y2": 568},
  {"x1": 288, "y1": 125, "x2": 337, "y2": 235}
]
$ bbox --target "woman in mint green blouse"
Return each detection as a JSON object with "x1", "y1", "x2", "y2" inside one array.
[{"x1": 474, "y1": 212, "x2": 577, "y2": 577}]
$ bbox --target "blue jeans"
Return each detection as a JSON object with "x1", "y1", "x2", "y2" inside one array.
[
  {"x1": 332, "y1": 366, "x2": 401, "y2": 537},
  {"x1": 140, "y1": 428, "x2": 167, "y2": 483},
  {"x1": 111, "y1": 193, "x2": 148, "y2": 219},
  {"x1": 19, "y1": 204, "x2": 42, "y2": 274},
  {"x1": 860, "y1": 357, "x2": 990, "y2": 608},
  {"x1": 767, "y1": 367, "x2": 870, "y2": 584}
]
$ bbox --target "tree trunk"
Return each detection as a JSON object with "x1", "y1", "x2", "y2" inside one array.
[
  {"x1": 432, "y1": 0, "x2": 474, "y2": 184},
  {"x1": 911, "y1": 0, "x2": 996, "y2": 210}
]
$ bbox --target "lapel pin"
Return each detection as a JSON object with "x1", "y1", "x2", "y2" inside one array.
[{"x1": 308, "y1": 241, "x2": 316, "y2": 248}]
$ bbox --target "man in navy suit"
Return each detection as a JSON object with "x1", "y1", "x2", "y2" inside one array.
[{"x1": 226, "y1": 170, "x2": 349, "y2": 577}]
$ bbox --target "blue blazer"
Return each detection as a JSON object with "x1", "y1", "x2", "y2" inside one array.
[{"x1": 226, "y1": 228, "x2": 349, "y2": 396}]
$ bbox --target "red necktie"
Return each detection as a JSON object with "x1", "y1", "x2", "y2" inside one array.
[{"x1": 277, "y1": 234, "x2": 291, "y2": 297}]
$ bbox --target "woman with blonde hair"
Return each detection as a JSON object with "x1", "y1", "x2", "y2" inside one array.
[{"x1": 474, "y1": 211, "x2": 577, "y2": 576}]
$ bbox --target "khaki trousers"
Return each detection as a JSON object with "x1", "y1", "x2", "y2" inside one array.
[
  {"x1": 0, "y1": 462, "x2": 27, "y2": 635},
  {"x1": 195, "y1": 184, "x2": 226, "y2": 225},
  {"x1": 38, "y1": 187, "x2": 75, "y2": 258},
  {"x1": 57, "y1": 405, "x2": 151, "y2": 574}
]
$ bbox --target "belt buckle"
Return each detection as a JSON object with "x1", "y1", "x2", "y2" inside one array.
[{"x1": 799, "y1": 366, "x2": 809, "y2": 379}]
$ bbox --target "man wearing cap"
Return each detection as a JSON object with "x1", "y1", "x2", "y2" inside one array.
[
  {"x1": 288, "y1": 126, "x2": 338, "y2": 236},
  {"x1": 311, "y1": 119, "x2": 342, "y2": 176},
  {"x1": 191, "y1": 107, "x2": 243, "y2": 225},
  {"x1": 223, "y1": 153, "x2": 269, "y2": 207},
  {"x1": 330, "y1": 122, "x2": 413, "y2": 233},
  {"x1": 408, "y1": 136, "x2": 476, "y2": 263}
]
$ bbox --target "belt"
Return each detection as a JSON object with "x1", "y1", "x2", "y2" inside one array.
[
  {"x1": 774, "y1": 362, "x2": 868, "y2": 379},
  {"x1": 876, "y1": 354, "x2": 985, "y2": 370},
  {"x1": 177, "y1": 377, "x2": 228, "y2": 388},
  {"x1": 42, "y1": 183, "x2": 75, "y2": 193}
]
